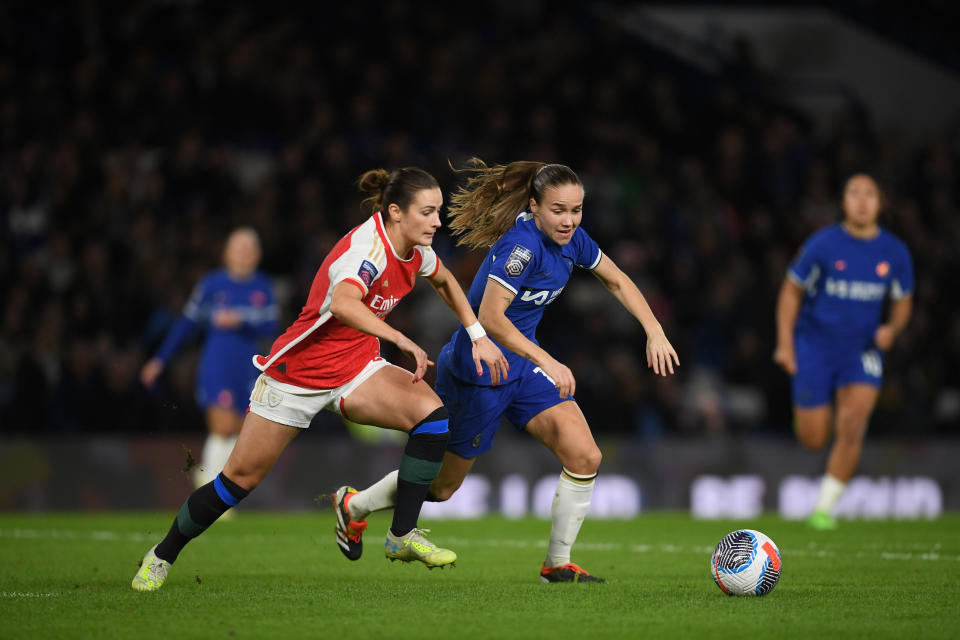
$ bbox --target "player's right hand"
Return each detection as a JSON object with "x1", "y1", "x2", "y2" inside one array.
[
  {"x1": 772, "y1": 345, "x2": 796, "y2": 375},
  {"x1": 396, "y1": 335, "x2": 434, "y2": 384},
  {"x1": 471, "y1": 336, "x2": 509, "y2": 385},
  {"x1": 542, "y1": 358, "x2": 576, "y2": 399},
  {"x1": 140, "y1": 358, "x2": 164, "y2": 388}
]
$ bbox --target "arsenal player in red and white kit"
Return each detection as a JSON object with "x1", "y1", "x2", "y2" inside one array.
[
  {"x1": 133, "y1": 168, "x2": 508, "y2": 591},
  {"x1": 254, "y1": 207, "x2": 442, "y2": 391}
]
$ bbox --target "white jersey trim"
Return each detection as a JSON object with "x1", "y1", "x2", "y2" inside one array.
[
  {"x1": 488, "y1": 273, "x2": 518, "y2": 295},
  {"x1": 587, "y1": 249, "x2": 602, "y2": 270},
  {"x1": 252, "y1": 310, "x2": 333, "y2": 372}
]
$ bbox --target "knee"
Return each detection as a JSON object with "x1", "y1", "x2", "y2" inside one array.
[
  {"x1": 406, "y1": 401, "x2": 446, "y2": 432},
  {"x1": 429, "y1": 481, "x2": 459, "y2": 502},
  {"x1": 221, "y1": 464, "x2": 261, "y2": 492},
  {"x1": 794, "y1": 414, "x2": 831, "y2": 450},
  {"x1": 834, "y1": 417, "x2": 868, "y2": 446},
  {"x1": 564, "y1": 445, "x2": 602, "y2": 476},
  {"x1": 796, "y1": 431, "x2": 830, "y2": 451}
]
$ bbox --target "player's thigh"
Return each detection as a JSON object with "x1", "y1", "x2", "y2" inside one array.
[
  {"x1": 834, "y1": 384, "x2": 879, "y2": 440},
  {"x1": 342, "y1": 364, "x2": 442, "y2": 432},
  {"x1": 525, "y1": 401, "x2": 601, "y2": 474},
  {"x1": 206, "y1": 406, "x2": 243, "y2": 436},
  {"x1": 430, "y1": 451, "x2": 477, "y2": 500},
  {"x1": 791, "y1": 337, "x2": 835, "y2": 449},
  {"x1": 222, "y1": 411, "x2": 301, "y2": 490},
  {"x1": 793, "y1": 405, "x2": 832, "y2": 450}
]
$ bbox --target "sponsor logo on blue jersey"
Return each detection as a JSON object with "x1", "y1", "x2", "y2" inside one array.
[
  {"x1": 358, "y1": 260, "x2": 378, "y2": 287},
  {"x1": 824, "y1": 277, "x2": 886, "y2": 301},
  {"x1": 504, "y1": 245, "x2": 534, "y2": 278}
]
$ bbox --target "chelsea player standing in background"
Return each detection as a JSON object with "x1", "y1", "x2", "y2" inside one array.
[
  {"x1": 141, "y1": 227, "x2": 278, "y2": 491},
  {"x1": 774, "y1": 174, "x2": 914, "y2": 530},
  {"x1": 337, "y1": 161, "x2": 679, "y2": 583}
]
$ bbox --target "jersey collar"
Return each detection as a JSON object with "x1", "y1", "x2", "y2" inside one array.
[{"x1": 374, "y1": 211, "x2": 415, "y2": 262}]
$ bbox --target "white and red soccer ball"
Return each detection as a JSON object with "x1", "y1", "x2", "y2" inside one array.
[{"x1": 711, "y1": 529, "x2": 782, "y2": 596}]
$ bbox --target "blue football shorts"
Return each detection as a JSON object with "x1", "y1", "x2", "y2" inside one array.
[
  {"x1": 792, "y1": 333, "x2": 883, "y2": 408},
  {"x1": 434, "y1": 343, "x2": 573, "y2": 458}
]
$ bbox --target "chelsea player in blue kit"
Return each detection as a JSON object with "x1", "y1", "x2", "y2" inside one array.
[
  {"x1": 141, "y1": 227, "x2": 278, "y2": 490},
  {"x1": 774, "y1": 174, "x2": 914, "y2": 530},
  {"x1": 338, "y1": 161, "x2": 679, "y2": 582}
]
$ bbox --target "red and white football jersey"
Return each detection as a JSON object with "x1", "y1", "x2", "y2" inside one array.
[{"x1": 254, "y1": 212, "x2": 440, "y2": 389}]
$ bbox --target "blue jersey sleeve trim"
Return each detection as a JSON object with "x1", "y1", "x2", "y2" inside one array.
[
  {"x1": 488, "y1": 274, "x2": 518, "y2": 295},
  {"x1": 786, "y1": 270, "x2": 805, "y2": 287},
  {"x1": 587, "y1": 249, "x2": 602, "y2": 270}
]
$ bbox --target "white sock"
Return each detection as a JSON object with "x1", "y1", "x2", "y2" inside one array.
[
  {"x1": 196, "y1": 434, "x2": 237, "y2": 488},
  {"x1": 545, "y1": 468, "x2": 596, "y2": 569},
  {"x1": 348, "y1": 470, "x2": 399, "y2": 521},
  {"x1": 813, "y1": 473, "x2": 846, "y2": 515}
]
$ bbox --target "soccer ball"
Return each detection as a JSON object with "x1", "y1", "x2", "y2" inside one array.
[{"x1": 710, "y1": 529, "x2": 782, "y2": 596}]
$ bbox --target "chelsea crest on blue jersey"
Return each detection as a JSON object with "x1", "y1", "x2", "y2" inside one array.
[{"x1": 447, "y1": 212, "x2": 601, "y2": 385}]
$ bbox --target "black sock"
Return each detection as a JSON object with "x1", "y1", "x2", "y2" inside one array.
[
  {"x1": 391, "y1": 408, "x2": 449, "y2": 537},
  {"x1": 155, "y1": 473, "x2": 250, "y2": 563}
]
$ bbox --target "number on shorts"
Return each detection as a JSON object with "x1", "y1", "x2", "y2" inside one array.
[{"x1": 861, "y1": 350, "x2": 882, "y2": 378}]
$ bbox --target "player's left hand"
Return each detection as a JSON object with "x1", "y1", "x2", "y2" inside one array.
[
  {"x1": 646, "y1": 332, "x2": 679, "y2": 376},
  {"x1": 874, "y1": 324, "x2": 896, "y2": 351},
  {"x1": 471, "y1": 336, "x2": 510, "y2": 385}
]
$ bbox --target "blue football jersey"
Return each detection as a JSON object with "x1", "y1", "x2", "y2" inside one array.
[
  {"x1": 155, "y1": 268, "x2": 279, "y2": 384},
  {"x1": 447, "y1": 212, "x2": 601, "y2": 385},
  {"x1": 788, "y1": 224, "x2": 913, "y2": 350}
]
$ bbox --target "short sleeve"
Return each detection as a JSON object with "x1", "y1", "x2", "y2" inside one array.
[
  {"x1": 486, "y1": 235, "x2": 537, "y2": 295},
  {"x1": 787, "y1": 234, "x2": 824, "y2": 291},
  {"x1": 328, "y1": 232, "x2": 387, "y2": 297},
  {"x1": 890, "y1": 241, "x2": 914, "y2": 299},
  {"x1": 417, "y1": 246, "x2": 440, "y2": 279},
  {"x1": 572, "y1": 227, "x2": 601, "y2": 269}
]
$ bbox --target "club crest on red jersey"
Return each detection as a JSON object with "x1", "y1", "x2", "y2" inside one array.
[{"x1": 504, "y1": 245, "x2": 534, "y2": 278}]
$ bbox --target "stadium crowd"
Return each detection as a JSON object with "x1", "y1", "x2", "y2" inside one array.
[{"x1": 1, "y1": 2, "x2": 957, "y2": 437}]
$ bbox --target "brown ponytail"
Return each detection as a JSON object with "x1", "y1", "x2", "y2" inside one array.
[
  {"x1": 358, "y1": 167, "x2": 439, "y2": 215},
  {"x1": 447, "y1": 159, "x2": 583, "y2": 249}
]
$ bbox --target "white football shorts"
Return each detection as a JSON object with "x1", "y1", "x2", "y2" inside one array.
[{"x1": 248, "y1": 357, "x2": 391, "y2": 428}]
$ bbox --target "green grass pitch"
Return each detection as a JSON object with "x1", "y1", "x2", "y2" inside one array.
[{"x1": 2, "y1": 511, "x2": 958, "y2": 639}]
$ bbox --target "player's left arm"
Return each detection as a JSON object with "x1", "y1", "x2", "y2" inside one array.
[
  {"x1": 427, "y1": 260, "x2": 510, "y2": 384},
  {"x1": 876, "y1": 243, "x2": 915, "y2": 351},
  {"x1": 591, "y1": 252, "x2": 679, "y2": 376},
  {"x1": 875, "y1": 295, "x2": 912, "y2": 351}
]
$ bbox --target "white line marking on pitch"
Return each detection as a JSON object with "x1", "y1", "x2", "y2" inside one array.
[{"x1": 3, "y1": 528, "x2": 958, "y2": 562}]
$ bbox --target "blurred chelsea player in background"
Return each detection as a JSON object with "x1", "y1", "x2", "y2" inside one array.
[
  {"x1": 338, "y1": 160, "x2": 678, "y2": 583},
  {"x1": 774, "y1": 174, "x2": 914, "y2": 530},
  {"x1": 141, "y1": 227, "x2": 278, "y2": 490}
]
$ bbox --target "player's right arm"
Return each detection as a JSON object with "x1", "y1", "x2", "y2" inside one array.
[
  {"x1": 773, "y1": 277, "x2": 805, "y2": 375},
  {"x1": 141, "y1": 279, "x2": 208, "y2": 388},
  {"x1": 477, "y1": 279, "x2": 576, "y2": 398},
  {"x1": 328, "y1": 281, "x2": 432, "y2": 383}
]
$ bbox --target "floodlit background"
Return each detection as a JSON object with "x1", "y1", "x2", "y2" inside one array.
[{"x1": 1, "y1": 1, "x2": 957, "y2": 516}]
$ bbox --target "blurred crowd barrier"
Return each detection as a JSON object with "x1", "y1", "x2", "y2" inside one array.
[{"x1": 1, "y1": 431, "x2": 954, "y2": 516}]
